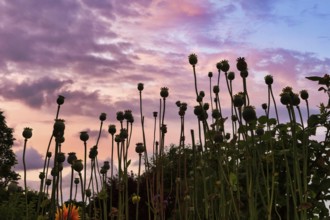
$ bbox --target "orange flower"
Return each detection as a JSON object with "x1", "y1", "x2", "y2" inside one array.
[{"x1": 55, "y1": 203, "x2": 80, "y2": 220}]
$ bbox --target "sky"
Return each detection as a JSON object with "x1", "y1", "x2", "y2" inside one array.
[{"x1": 0, "y1": 0, "x2": 330, "y2": 194}]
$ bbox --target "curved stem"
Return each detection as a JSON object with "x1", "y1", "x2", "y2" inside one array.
[{"x1": 23, "y1": 139, "x2": 28, "y2": 220}]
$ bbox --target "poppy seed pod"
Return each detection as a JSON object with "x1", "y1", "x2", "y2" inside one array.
[
  {"x1": 74, "y1": 178, "x2": 79, "y2": 185},
  {"x1": 46, "y1": 179, "x2": 52, "y2": 186},
  {"x1": 47, "y1": 152, "x2": 52, "y2": 158},
  {"x1": 108, "y1": 124, "x2": 116, "y2": 135},
  {"x1": 57, "y1": 152, "x2": 66, "y2": 163},
  {"x1": 242, "y1": 106, "x2": 257, "y2": 123},
  {"x1": 56, "y1": 95, "x2": 65, "y2": 105},
  {"x1": 240, "y1": 70, "x2": 249, "y2": 78},
  {"x1": 180, "y1": 103, "x2": 187, "y2": 111},
  {"x1": 137, "y1": 83, "x2": 144, "y2": 91},
  {"x1": 80, "y1": 131, "x2": 89, "y2": 142},
  {"x1": 199, "y1": 91, "x2": 205, "y2": 98},
  {"x1": 261, "y1": 103, "x2": 268, "y2": 110},
  {"x1": 99, "y1": 113, "x2": 107, "y2": 121},
  {"x1": 160, "y1": 87, "x2": 169, "y2": 98},
  {"x1": 100, "y1": 167, "x2": 107, "y2": 175},
  {"x1": 203, "y1": 103, "x2": 209, "y2": 111},
  {"x1": 216, "y1": 62, "x2": 222, "y2": 70},
  {"x1": 67, "y1": 152, "x2": 77, "y2": 165},
  {"x1": 233, "y1": 94, "x2": 244, "y2": 108},
  {"x1": 280, "y1": 93, "x2": 291, "y2": 105},
  {"x1": 119, "y1": 128, "x2": 128, "y2": 139},
  {"x1": 194, "y1": 105, "x2": 203, "y2": 116},
  {"x1": 116, "y1": 111, "x2": 124, "y2": 121},
  {"x1": 227, "y1": 72, "x2": 235, "y2": 81},
  {"x1": 212, "y1": 109, "x2": 221, "y2": 119},
  {"x1": 225, "y1": 133, "x2": 231, "y2": 140},
  {"x1": 22, "y1": 127, "x2": 33, "y2": 139},
  {"x1": 292, "y1": 94, "x2": 300, "y2": 106},
  {"x1": 86, "y1": 189, "x2": 92, "y2": 197},
  {"x1": 115, "y1": 135, "x2": 122, "y2": 143},
  {"x1": 208, "y1": 72, "x2": 213, "y2": 78},
  {"x1": 103, "y1": 161, "x2": 110, "y2": 170},
  {"x1": 53, "y1": 119, "x2": 65, "y2": 137},
  {"x1": 264, "y1": 75, "x2": 273, "y2": 85},
  {"x1": 236, "y1": 57, "x2": 247, "y2": 72},
  {"x1": 135, "y1": 143, "x2": 145, "y2": 154},
  {"x1": 231, "y1": 115, "x2": 238, "y2": 122},
  {"x1": 300, "y1": 90, "x2": 309, "y2": 100},
  {"x1": 51, "y1": 167, "x2": 58, "y2": 177},
  {"x1": 176, "y1": 101, "x2": 181, "y2": 107},
  {"x1": 220, "y1": 60, "x2": 230, "y2": 72},
  {"x1": 153, "y1": 112, "x2": 158, "y2": 118},
  {"x1": 188, "y1": 53, "x2": 198, "y2": 66},
  {"x1": 72, "y1": 159, "x2": 83, "y2": 173},
  {"x1": 161, "y1": 124, "x2": 167, "y2": 134},
  {"x1": 213, "y1": 85, "x2": 220, "y2": 94},
  {"x1": 89, "y1": 146, "x2": 98, "y2": 159},
  {"x1": 196, "y1": 95, "x2": 203, "y2": 102},
  {"x1": 39, "y1": 172, "x2": 45, "y2": 180}
]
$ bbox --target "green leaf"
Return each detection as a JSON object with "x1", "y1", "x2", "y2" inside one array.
[
  {"x1": 126, "y1": 159, "x2": 131, "y2": 167},
  {"x1": 268, "y1": 118, "x2": 277, "y2": 125},
  {"x1": 306, "y1": 76, "x2": 322, "y2": 81},
  {"x1": 258, "y1": 115, "x2": 268, "y2": 125}
]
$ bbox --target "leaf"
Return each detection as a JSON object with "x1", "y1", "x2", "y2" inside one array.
[
  {"x1": 268, "y1": 118, "x2": 277, "y2": 125},
  {"x1": 306, "y1": 76, "x2": 322, "y2": 81},
  {"x1": 258, "y1": 115, "x2": 268, "y2": 125},
  {"x1": 126, "y1": 159, "x2": 131, "y2": 167},
  {"x1": 318, "y1": 87, "x2": 327, "y2": 92}
]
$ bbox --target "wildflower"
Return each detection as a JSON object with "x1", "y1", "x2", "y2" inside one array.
[
  {"x1": 22, "y1": 127, "x2": 33, "y2": 139},
  {"x1": 55, "y1": 203, "x2": 80, "y2": 220},
  {"x1": 132, "y1": 195, "x2": 141, "y2": 204}
]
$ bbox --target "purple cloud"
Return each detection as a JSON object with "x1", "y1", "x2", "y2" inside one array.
[{"x1": 15, "y1": 147, "x2": 44, "y2": 171}]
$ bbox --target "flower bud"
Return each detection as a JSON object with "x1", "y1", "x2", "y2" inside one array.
[
  {"x1": 280, "y1": 92, "x2": 291, "y2": 105},
  {"x1": 137, "y1": 83, "x2": 144, "y2": 91},
  {"x1": 108, "y1": 124, "x2": 116, "y2": 135},
  {"x1": 188, "y1": 53, "x2": 198, "y2": 66},
  {"x1": 124, "y1": 110, "x2": 133, "y2": 122},
  {"x1": 115, "y1": 135, "x2": 122, "y2": 143},
  {"x1": 47, "y1": 152, "x2": 52, "y2": 158},
  {"x1": 119, "y1": 128, "x2": 128, "y2": 139},
  {"x1": 292, "y1": 94, "x2": 300, "y2": 106},
  {"x1": 161, "y1": 124, "x2": 167, "y2": 134},
  {"x1": 153, "y1": 112, "x2": 158, "y2": 118},
  {"x1": 99, "y1": 113, "x2": 107, "y2": 121},
  {"x1": 208, "y1": 72, "x2": 213, "y2": 78},
  {"x1": 199, "y1": 91, "x2": 205, "y2": 98},
  {"x1": 196, "y1": 95, "x2": 203, "y2": 102},
  {"x1": 51, "y1": 167, "x2": 58, "y2": 177},
  {"x1": 261, "y1": 103, "x2": 268, "y2": 110},
  {"x1": 176, "y1": 101, "x2": 181, "y2": 107},
  {"x1": 135, "y1": 143, "x2": 145, "y2": 154},
  {"x1": 22, "y1": 127, "x2": 33, "y2": 139},
  {"x1": 203, "y1": 103, "x2": 209, "y2": 111},
  {"x1": 53, "y1": 119, "x2": 65, "y2": 137},
  {"x1": 132, "y1": 195, "x2": 141, "y2": 204},
  {"x1": 56, "y1": 95, "x2": 65, "y2": 105},
  {"x1": 80, "y1": 131, "x2": 89, "y2": 142}
]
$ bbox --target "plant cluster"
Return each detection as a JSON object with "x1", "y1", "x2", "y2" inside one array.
[{"x1": 0, "y1": 54, "x2": 329, "y2": 220}]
